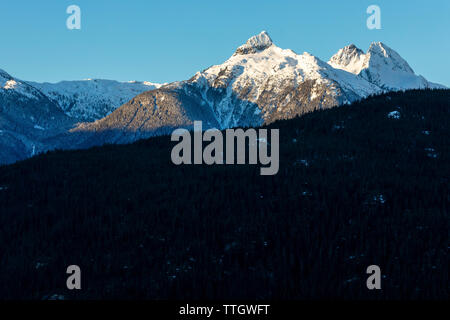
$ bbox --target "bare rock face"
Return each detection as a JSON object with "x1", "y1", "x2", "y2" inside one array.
[{"x1": 234, "y1": 31, "x2": 274, "y2": 55}]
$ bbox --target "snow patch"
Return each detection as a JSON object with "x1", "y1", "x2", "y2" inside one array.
[
  {"x1": 425, "y1": 148, "x2": 438, "y2": 158},
  {"x1": 388, "y1": 111, "x2": 401, "y2": 119}
]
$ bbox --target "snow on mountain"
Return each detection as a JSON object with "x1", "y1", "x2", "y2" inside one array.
[
  {"x1": 328, "y1": 42, "x2": 446, "y2": 90},
  {"x1": 234, "y1": 30, "x2": 274, "y2": 55},
  {"x1": 0, "y1": 68, "x2": 163, "y2": 162},
  {"x1": 328, "y1": 44, "x2": 366, "y2": 75},
  {"x1": 1, "y1": 69, "x2": 46, "y2": 100},
  {"x1": 0, "y1": 31, "x2": 447, "y2": 164},
  {"x1": 181, "y1": 31, "x2": 381, "y2": 128},
  {"x1": 0, "y1": 69, "x2": 75, "y2": 164},
  {"x1": 31, "y1": 79, "x2": 162, "y2": 121},
  {"x1": 71, "y1": 31, "x2": 386, "y2": 147},
  {"x1": 70, "y1": 31, "x2": 447, "y2": 149}
]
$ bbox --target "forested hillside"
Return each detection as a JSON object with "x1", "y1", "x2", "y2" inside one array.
[{"x1": 0, "y1": 89, "x2": 448, "y2": 300}]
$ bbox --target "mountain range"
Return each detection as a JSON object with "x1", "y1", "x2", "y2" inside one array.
[{"x1": 0, "y1": 31, "x2": 446, "y2": 164}]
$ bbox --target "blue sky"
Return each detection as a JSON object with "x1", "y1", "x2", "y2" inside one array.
[{"x1": 0, "y1": 0, "x2": 448, "y2": 86}]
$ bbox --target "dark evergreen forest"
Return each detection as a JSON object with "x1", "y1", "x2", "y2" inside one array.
[{"x1": 0, "y1": 89, "x2": 448, "y2": 300}]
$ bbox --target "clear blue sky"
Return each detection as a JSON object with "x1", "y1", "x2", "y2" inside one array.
[{"x1": 0, "y1": 0, "x2": 448, "y2": 86}]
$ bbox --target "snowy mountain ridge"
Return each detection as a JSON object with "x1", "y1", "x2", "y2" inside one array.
[
  {"x1": 30, "y1": 79, "x2": 163, "y2": 121},
  {"x1": 1, "y1": 68, "x2": 46, "y2": 100},
  {"x1": 2, "y1": 68, "x2": 163, "y2": 121},
  {"x1": 328, "y1": 42, "x2": 445, "y2": 90}
]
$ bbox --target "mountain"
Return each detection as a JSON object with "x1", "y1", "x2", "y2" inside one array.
[
  {"x1": 72, "y1": 87, "x2": 220, "y2": 146},
  {"x1": 30, "y1": 79, "x2": 162, "y2": 122},
  {"x1": 181, "y1": 31, "x2": 382, "y2": 127},
  {"x1": 0, "y1": 69, "x2": 74, "y2": 164},
  {"x1": 70, "y1": 31, "x2": 384, "y2": 147},
  {"x1": 72, "y1": 31, "x2": 446, "y2": 148},
  {"x1": 328, "y1": 42, "x2": 446, "y2": 90},
  {"x1": 0, "y1": 31, "x2": 447, "y2": 164},
  {"x1": 0, "y1": 71, "x2": 162, "y2": 163}
]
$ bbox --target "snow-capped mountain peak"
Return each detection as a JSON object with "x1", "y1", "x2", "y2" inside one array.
[
  {"x1": 365, "y1": 41, "x2": 415, "y2": 74},
  {"x1": 328, "y1": 41, "x2": 444, "y2": 90},
  {"x1": 328, "y1": 44, "x2": 366, "y2": 74},
  {"x1": 329, "y1": 42, "x2": 415, "y2": 76},
  {"x1": 360, "y1": 41, "x2": 433, "y2": 89},
  {"x1": 234, "y1": 31, "x2": 274, "y2": 55}
]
